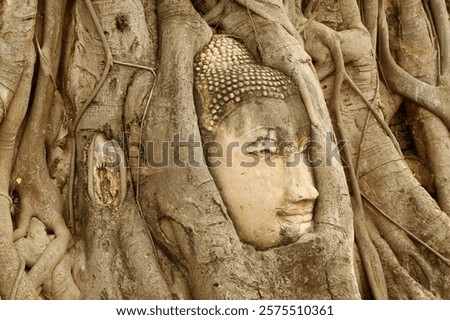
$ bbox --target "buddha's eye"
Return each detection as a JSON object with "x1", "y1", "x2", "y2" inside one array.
[
  {"x1": 283, "y1": 146, "x2": 296, "y2": 160},
  {"x1": 245, "y1": 137, "x2": 278, "y2": 156},
  {"x1": 300, "y1": 141, "x2": 313, "y2": 160}
]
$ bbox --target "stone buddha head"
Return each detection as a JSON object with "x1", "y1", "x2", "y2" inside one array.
[{"x1": 194, "y1": 36, "x2": 319, "y2": 249}]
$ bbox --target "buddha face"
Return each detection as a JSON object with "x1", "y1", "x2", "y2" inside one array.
[{"x1": 207, "y1": 96, "x2": 319, "y2": 249}]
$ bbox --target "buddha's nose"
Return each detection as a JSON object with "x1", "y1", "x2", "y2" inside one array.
[{"x1": 285, "y1": 162, "x2": 319, "y2": 203}]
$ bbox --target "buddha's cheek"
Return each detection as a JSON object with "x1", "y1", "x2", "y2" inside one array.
[
  {"x1": 210, "y1": 161, "x2": 286, "y2": 248},
  {"x1": 238, "y1": 220, "x2": 282, "y2": 248},
  {"x1": 227, "y1": 194, "x2": 282, "y2": 248}
]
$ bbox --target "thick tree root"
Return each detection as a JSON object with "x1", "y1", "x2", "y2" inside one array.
[
  {"x1": 0, "y1": 0, "x2": 39, "y2": 299},
  {"x1": 385, "y1": 0, "x2": 450, "y2": 215},
  {"x1": 378, "y1": 0, "x2": 450, "y2": 128},
  {"x1": 8, "y1": 256, "x2": 25, "y2": 300},
  {"x1": 68, "y1": 0, "x2": 157, "y2": 234},
  {"x1": 14, "y1": 217, "x2": 80, "y2": 299},
  {"x1": 366, "y1": 218, "x2": 436, "y2": 299},
  {"x1": 11, "y1": 0, "x2": 72, "y2": 293},
  {"x1": 363, "y1": 194, "x2": 450, "y2": 267},
  {"x1": 60, "y1": 0, "x2": 169, "y2": 298}
]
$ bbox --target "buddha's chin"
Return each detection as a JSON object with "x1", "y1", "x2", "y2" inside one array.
[
  {"x1": 247, "y1": 221, "x2": 313, "y2": 250},
  {"x1": 278, "y1": 219, "x2": 314, "y2": 246}
]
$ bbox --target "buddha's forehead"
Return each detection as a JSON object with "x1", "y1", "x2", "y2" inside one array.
[{"x1": 217, "y1": 95, "x2": 310, "y2": 142}]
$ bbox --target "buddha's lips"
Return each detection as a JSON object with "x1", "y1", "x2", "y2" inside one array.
[{"x1": 276, "y1": 209, "x2": 313, "y2": 224}]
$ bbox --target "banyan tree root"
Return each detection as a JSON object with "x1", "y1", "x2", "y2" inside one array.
[
  {"x1": 298, "y1": 3, "x2": 393, "y2": 299},
  {"x1": 13, "y1": 176, "x2": 72, "y2": 291},
  {"x1": 366, "y1": 217, "x2": 436, "y2": 299},
  {"x1": 12, "y1": 0, "x2": 72, "y2": 291},
  {"x1": 14, "y1": 217, "x2": 80, "y2": 299},
  {"x1": 67, "y1": 0, "x2": 157, "y2": 233},
  {"x1": 59, "y1": 0, "x2": 170, "y2": 299},
  {"x1": 14, "y1": 218, "x2": 51, "y2": 267},
  {"x1": 385, "y1": 0, "x2": 450, "y2": 215},
  {"x1": 365, "y1": 203, "x2": 436, "y2": 290},
  {"x1": 313, "y1": 0, "x2": 450, "y2": 298},
  {"x1": 296, "y1": 0, "x2": 450, "y2": 298},
  {"x1": 378, "y1": 0, "x2": 450, "y2": 129},
  {"x1": 0, "y1": 0, "x2": 40, "y2": 300},
  {"x1": 42, "y1": 252, "x2": 80, "y2": 300},
  {"x1": 76, "y1": 132, "x2": 169, "y2": 299},
  {"x1": 64, "y1": 0, "x2": 169, "y2": 298}
]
